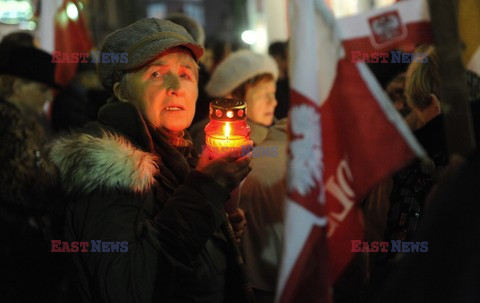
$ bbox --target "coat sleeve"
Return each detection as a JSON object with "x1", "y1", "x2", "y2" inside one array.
[{"x1": 67, "y1": 170, "x2": 230, "y2": 302}]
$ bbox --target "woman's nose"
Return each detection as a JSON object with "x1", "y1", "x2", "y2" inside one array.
[
  {"x1": 165, "y1": 73, "x2": 181, "y2": 95},
  {"x1": 270, "y1": 94, "x2": 278, "y2": 108}
]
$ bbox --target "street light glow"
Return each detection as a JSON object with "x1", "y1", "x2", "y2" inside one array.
[
  {"x1": 66, "y1": 2, "x2": 79, "y2": 20},
  {"x1": 241, "y1": 30, "x2": 256, "y2": 45}
]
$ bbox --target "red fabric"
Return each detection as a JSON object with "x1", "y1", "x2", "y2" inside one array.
[
  {"x1": 279, "y1": 61, "x2": 418, "y2": 302},
  {"x1": 54, "y1": 0, "x2": 93, "y2": 86},
  {"x1": 277, "y1": 1, "x2": 429, "y2": 302},
  {"x1": 324, "y1": 59, "x2": 416, "y2": 279}
]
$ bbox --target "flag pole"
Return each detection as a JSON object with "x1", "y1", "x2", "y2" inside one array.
[{"x1": 428, "y1": 0, "x2": 476, "y2": 156}]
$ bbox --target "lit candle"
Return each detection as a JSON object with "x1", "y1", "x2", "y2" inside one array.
[
  {"x1": 204, "y1": 98, "x2": 251, "y2": 214},
  {"x1": 205, "y1": 98, "x2": 251, "y2": 155}
]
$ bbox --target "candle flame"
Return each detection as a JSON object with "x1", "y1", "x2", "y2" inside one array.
[{"x1": 224, "y1": 122, "x2": 231, "y2": 139}]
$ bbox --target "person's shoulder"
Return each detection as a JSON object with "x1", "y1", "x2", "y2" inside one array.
[
  {"x1": 272, "y1": 118, "x2": 288, "y2": 133},
  {"x1": 50, "y1": 123, "x2": 159, "y2": 195},
  {"x1": 263, "y1": 118, "x2": 288, "y2": 143}
]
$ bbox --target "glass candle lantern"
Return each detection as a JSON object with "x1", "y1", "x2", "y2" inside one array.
[{"x1": 205, "y1": 98, "x2": 251, "y2": 154}]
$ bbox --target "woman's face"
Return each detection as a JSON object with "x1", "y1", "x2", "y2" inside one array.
[
  {"x1": 244, "y1": 78, "x2": 277, "y2": 126},
  {"x1": 115, "y1": 47, "x2": 199, "y2": 133}
]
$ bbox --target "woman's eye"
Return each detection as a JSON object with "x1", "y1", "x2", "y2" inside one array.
[
  {"x1": 180, "y1": 72, "x2": 191, "y2": 79},
  {"x1": 152, "y1": 71, "x2": 161, "y2": 78}
]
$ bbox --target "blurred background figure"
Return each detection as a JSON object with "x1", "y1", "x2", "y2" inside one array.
[
  {"x1": 0, "y1": 45, "x2": 67, "y2": 302},
  {"x1": 166, "y1": 13, "x2": 205, "y2": 46},
  {"x1": 268, "y1": 41, "x2": 290, "y2": 119},
  {"x1": 0, "y1": 31, "x2": 52, "y2": 123},
  {"x1": 50, "y1": 57, "x2": 111, "y2": 133},
  {"x1": 238, "y1": 117, "x2": 288, "y2": 303},
  {"x1": 372, "y1": 45, "x2": 448, "y2": 283},
  {"x1": 0, "y1": 31, "x2": 39, "y2": 49},
  {"x1": 366, "y1": 49, "x2": 409, "y2": 90},
  {"x1": 466, "y1": 70, "x2": 480, "y2": 102},
  {"x1": 207, "y1": 39, "x2": 235, "y2": 74},
  {"x1": 190, "y1": 49, "x2": 278, "y2": 152},
  {"x1": 369, "y1": 152, "x2": 480, "y2": 303},
  {"x1": 364, "y1": 44, "x2": 480, "y2": 296},
  {"x1": 0, "y1": 46, "x2": 56, "y2": 116},
  {"x1": 385, "y1": 72, "x2": 411, "y2": 117}
]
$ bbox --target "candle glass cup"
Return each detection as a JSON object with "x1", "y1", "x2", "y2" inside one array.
[{"x1": 205, "y1": 98, "x2": 251, "y2": 158}]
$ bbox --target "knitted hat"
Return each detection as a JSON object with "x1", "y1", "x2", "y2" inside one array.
[
  {"x1": 0, "y1": 46, "x2": 61, "y2": 89},
  {"x1": 98, "y1": 18, "x2": 204, "y2": 91},
  {"x1": 205, "y1": 49, "x2": 278, "y2": 98}
]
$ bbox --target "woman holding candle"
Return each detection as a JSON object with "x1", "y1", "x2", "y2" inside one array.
[{"x1": 49, "y1": 19, "x2": 251, "y2": 303}]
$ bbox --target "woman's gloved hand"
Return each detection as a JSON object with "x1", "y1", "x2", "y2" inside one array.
[{"x1": 196, "y1": 145, "x2": 252, "y2": 192}]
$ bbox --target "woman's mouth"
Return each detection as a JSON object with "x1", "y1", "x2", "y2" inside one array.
[{"x1": 164, "y1": 106, "x2": 184, "y2": 111}]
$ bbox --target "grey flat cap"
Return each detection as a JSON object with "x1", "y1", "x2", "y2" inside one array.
[{"x1": 98, "y1": 18, "x2": 204, "y2": 91}]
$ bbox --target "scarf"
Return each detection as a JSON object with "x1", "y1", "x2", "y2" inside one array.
[
  {"x1": 98, "y1": 100, "x2": 198, "y2": 195},
  {"x1": 147, "y1": 123, "x2": 198, "y2": 192}
]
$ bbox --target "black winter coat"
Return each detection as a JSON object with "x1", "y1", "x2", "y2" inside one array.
[
  {"x1": 0, "y1": 97, "x2": 67, "y2": 302},
  {"x1": 50, "y1": 102, "x2": 239, "y2": 303}
]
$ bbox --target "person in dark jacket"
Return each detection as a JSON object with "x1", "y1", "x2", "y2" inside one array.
[
  {"x1": 50, "y1": 56, "x2": 111, "y2": 133},
  {"x1": 49, "y1": 18, "x2": 251, "y2": 303},
  {"x1": 369, "y1": 152, "x2": 480, "y2": 303},
  {"x1": 372, "y1": 45, "x2": 448, "y2": 287},
  {"x1": 0, "y1": 46, "x2": 66, "y2": 302}
]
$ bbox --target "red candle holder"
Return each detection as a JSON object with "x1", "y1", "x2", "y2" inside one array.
[{"x1": 205, "y1": 98, "x2": 251, "y2": 156}]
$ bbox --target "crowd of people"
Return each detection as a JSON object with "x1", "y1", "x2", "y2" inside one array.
[{"x1": 0, "y1": 12, "x2": 479, "y2": 303}]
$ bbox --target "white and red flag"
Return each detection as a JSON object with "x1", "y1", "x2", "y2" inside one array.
[{"x1": 276, "y1": 0, "x2": 428, "y2": 302}]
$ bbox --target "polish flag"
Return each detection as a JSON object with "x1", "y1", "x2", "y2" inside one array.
[
  {"x1": 276, "y1": 0, "x2": 427, "y2": 302},
  {"x1": 338, "y1": 0, "x2": 432, "y2": 59}
]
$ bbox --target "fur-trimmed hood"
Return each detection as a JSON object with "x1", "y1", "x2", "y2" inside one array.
[{"x1": 50, "y1": 131, "x2": 159, "y2": 194}]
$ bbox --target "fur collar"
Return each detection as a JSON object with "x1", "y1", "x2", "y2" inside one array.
[{"x1": 50, "y1": 131, "x2": 159, "y2": 194}]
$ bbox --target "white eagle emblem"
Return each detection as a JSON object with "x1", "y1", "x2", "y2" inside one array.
[
  {"x1": 288, "y1": 104, "x2": 324, "y2": 202},
  {"x1": 368, "y1": 11, "x2": 405, "y2": 46}
]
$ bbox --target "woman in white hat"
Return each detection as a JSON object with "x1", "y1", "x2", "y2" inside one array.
[
  {"x1": 193, "y1": 50, "x2": 287, "y2": 303},
  {"x1": 191, "y1": 49, "x2": 279, "y2": 147}
]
